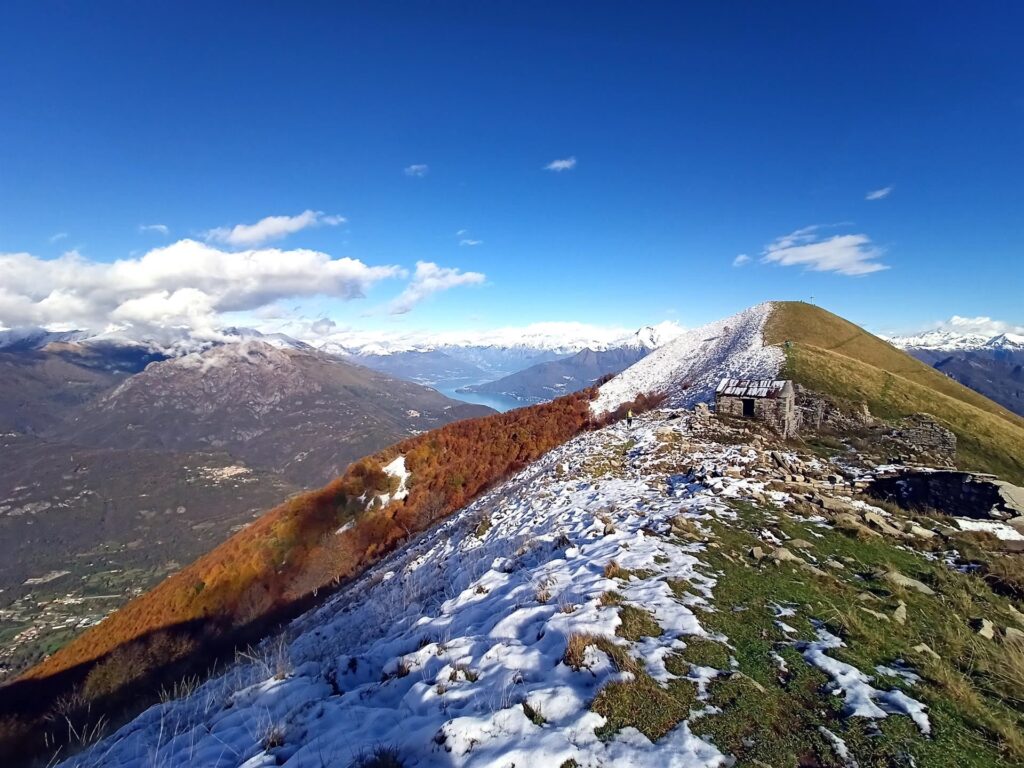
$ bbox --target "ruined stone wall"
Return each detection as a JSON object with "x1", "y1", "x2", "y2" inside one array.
[
  {"x1": 868, "y1": 470, "x2": 1002, "y2": 519},
  {"x1": 893, "y1": 414, "x2": 957, "y2": 457},
  {"x1": 794, "y1": 385, "x2": 874, "y2": 433}
]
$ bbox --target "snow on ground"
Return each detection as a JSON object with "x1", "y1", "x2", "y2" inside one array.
[
  {"x1": 800, "y1": 625, "x2": 930, "y2": 735},
  {"x1": 590, "y1": 303, "x2": 783, "y2": 416},
  {"x1": 61, "y1": 413, "x2": 929, "y2": 768},
  {"x1": 954, "y1": 517, "x2": 1024, "y2": 541},
  {"x1": 383, "y1": 455, "x2": 412, "y2": 502}
]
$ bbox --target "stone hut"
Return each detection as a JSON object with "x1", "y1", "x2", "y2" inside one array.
[{"x1": 715, "y1": 378, "x2": 797, "y2": 437}]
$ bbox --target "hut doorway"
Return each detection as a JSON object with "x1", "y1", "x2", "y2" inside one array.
[{"x1": 742, "y1": 398, "x2": 755, "y2": 417}]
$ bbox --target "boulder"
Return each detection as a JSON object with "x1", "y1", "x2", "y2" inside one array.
[
  {"x1": 906, "y1": 523, "x2": 937, "y2": 540},
  {"x1": 884, "y1": 570, "x2": 935, "y2": 596},
  {"x1": 893, "y1": 601, "x2": 907, "y2": 625},
  {"x1": 748, "y1": 546, "x2": 765, "y2": 561},
  {"x1": 859, "y1": 607, "x2": 890, "y2": 622},
  {"x1": 1005, "y1": 627, "x2": 1024, "y2": 645},
  {"x1": 789, "y1": 538, "x2": 814, "y2": 549},
  {"x1": 771, "y1": 547, "x2": 802, "y2": 564},
  {"x1": 912, "y1": 643, "x2": 940, "y2": 660},
  {"x1": 863, "y1": 510, "x2": 906, "y2": 538},
  {"x1": 818, "y1": 495, "x2": 856, "y2": 514},
  {"x1": 971, "y1": 618, "x2": 996, "y2": 640}
]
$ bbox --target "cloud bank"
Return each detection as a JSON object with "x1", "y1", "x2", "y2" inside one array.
[
  {"x1": 205, "y1": 210, "x2": 345, "y2": 248},
  {"x1": 934, "y1": 315, "x2": 1024, "y2": 337},
  {"x1": 389, "y1": 261, "x2": 485, "y2": 315},
  {"x1": 865, "y1": 186, "x2": 893, "y2": 201},
  {"x1": 761, "y1": 225, "x2": 888, "y2": 276},
  {"x1": 0, "y1": 240, "x2": 401, "y2": 336}
]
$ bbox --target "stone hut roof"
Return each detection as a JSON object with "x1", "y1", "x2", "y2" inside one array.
[{"x1": 715, "y1": 378, "x2": 792, "y2": 398}]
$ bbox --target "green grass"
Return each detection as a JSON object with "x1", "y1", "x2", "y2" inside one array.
[
  {"x1": 616, "y1": 605, "x2": 662, "y2": 641},
  {"x1": 685, "y1": 501, "x2": 1024, "y2": 765},
  {"x1": 765, "y1": 301, "x2": 1024, "y2": 483}
]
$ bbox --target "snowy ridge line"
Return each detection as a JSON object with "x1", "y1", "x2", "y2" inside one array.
[{"x1": 590, "y1": 302, "x2": 783, "y2": 416}]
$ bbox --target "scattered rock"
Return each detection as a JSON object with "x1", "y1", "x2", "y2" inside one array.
[
  {"x1": 1008, "y1": 603, "x2": 1024, "y2": 627},
  {"x1": 971, "y1": 618, "x2": 996, "y2": 640},
  {"x1": 913, "y1": 643, "x2": 940, "y2": 660},
  {"x1": 857, "y1": 592, "x2": 881, "y2": 603},
  {"x1": 884, "y1": 570, "x2": 935, "y2": 596},
  {"x1": 788, "y1": 538, "x2": 814, "y2": 549},
  {"x1": 859, "y1": 606, "x2": 890, "y2": 622},
  {"x1": 893, "y1": 601, "x2": 907, "y2": 625},
  {"x1": 770, "y1": 547, "x2": 801, "y2": 564},
  {"x1": 728, "y1": 671, "x2": 767, "y2": 693},
  {"x1": 748, "y1": 546, "x2": 765, "y2": 561},
  {"x1": 863, "y1": 510, "x2": 905, "y2": 538},
  {"x1": 834, "y1": 512, "x2": 881, "y2": 538},
  {"x1": 906, "y1": 523, "x2": 937, "y2": 540},
  {"x1": 1005, "y1": 627, "x2": 1024, "y2": 645}
]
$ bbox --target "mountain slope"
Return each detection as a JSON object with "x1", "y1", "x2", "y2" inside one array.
[
  {"x1": 464, "y1": 346, "x2": 648, "y2": 403},
  {"x1": 68, "y1": 341, "x2": 492, "y2": 487},
  {"x1": 904, "y1": 347, "x2": 1024, "y2": 417},
  {"x1": 462, "y1": 324, "x2": 683, "y2": 404},
  {"x1": 50, "y1": 411, "x2": 1024, "y2": 768},
  {"x1": 2, "y1": 389, "x2": 612, "y2": 763},
  {"x1": 765, "y1": 302, "x2": 1024, "y2": 483}
]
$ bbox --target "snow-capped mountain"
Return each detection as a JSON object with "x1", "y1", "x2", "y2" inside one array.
[{"x1": 886, "y1": 329, "x2": 1024, "y2": 351}]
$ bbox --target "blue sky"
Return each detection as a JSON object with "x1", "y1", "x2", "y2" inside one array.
[{"x1": 1, "y1": 2, "x2": 1021, "y2": 339}]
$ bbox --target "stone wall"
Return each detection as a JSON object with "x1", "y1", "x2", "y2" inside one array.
[
  {"x1": 892, "y1": 414, "x2": 957, "y2": 457},
  {"x1": 794, "y1": 385, "x2": 875, "y2": 433},
  {"x1": 716, "y1": 393, "x2": 797, "y2": 438},
  {"x1": 868, "y1": 470, "x2": 1004, "y2": 519}
]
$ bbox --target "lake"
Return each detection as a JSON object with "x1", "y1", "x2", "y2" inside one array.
[{"x1": 433, "y1": 385, "x2": 527, "y2": 413}]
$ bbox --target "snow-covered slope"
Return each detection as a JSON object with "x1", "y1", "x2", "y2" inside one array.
[
  {"x1": 590, "y1": 303, "x2": 782, "y2": 415},
  {"x1": 60, "y1": 413, "x2": 933, "y2": 768}
]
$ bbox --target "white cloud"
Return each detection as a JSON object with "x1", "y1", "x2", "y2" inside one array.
[
  {"x1": 204, "y1": 210, "x2": 345, "y2": 248},
  {"x1": 761, "y1": 225, "x2": 888, "y2": 276},
  {"x1": 936, "y1": 315, "x2": 1024, "y2": 337},
  {"x1": 139, "y1": 223, "x2": 170, "y2": 236},
  {"x1": 866, "y1": 186, "x2": 893, "y2": 201},
  {"x1": 404, "y1": 164, "x2": 429, "y2": 177},
  {"x1": 459, "y1": 239, "x2": 483, "y2": 247},
  {"x1": 455, "y1": 229, "x2": 468, "y2": 237},
  {"x1": 732, "y1": 254, "x2": 750, "y2": 267},
  {"x1": 389, "y1": 261, "x2": 486, "y2": 315},
  {"x1": 310, "y1": 317, "x2": 337, "y2": 335},
  {"x1": 0, "y1": 240, "x2": 402, "y2": 336},
  {"x1": 544, "y1": 156, "x2": 577, "y2": 172},
  {"x1": 49, "y1": 232, "x2": 68, "y2": 243}
]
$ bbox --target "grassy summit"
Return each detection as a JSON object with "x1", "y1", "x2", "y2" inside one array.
[{"x1": 765, "y1": 301, "x2": 1024, "y2": 484}]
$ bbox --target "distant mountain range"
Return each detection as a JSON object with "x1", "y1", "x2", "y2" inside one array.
[
  {"x1": 887, "y1": 329, "x2": 1024, "y2": 417},
  {"x1": 460, "y1": 324, "x2": 682, "y2": 403}
]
